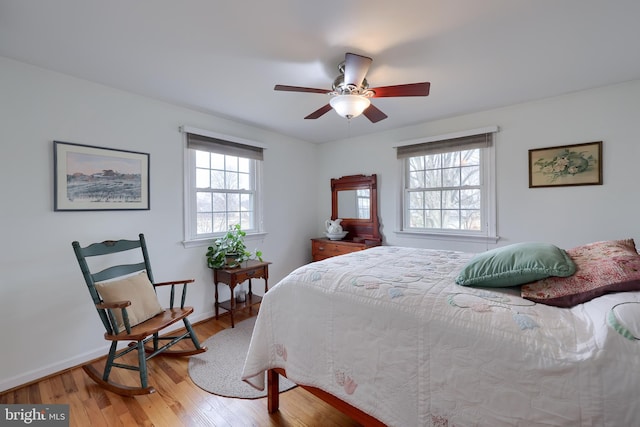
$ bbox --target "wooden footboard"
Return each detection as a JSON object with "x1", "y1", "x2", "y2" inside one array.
[{"x1": 267, "y1": 368, "x2": 386, "y2": 427}]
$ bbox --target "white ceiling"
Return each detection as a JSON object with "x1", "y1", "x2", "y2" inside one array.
[{"x1": 1, "y1": 1, "x2": 639, "y2": 143}]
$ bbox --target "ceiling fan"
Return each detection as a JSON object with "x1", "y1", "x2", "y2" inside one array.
[{"x1": 274, "y1": 52, "x2": 430, "y2": 123}]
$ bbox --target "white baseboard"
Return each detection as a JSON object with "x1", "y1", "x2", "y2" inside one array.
[
  {"x1": 0, "y1": 309, "x2": 215, "y2": 393},
  {"x1": 0, "y1": 347, "x2": 109, "y2": 393}
]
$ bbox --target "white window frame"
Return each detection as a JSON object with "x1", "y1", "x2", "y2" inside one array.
[
  {"x1": 181, "y1": 126, "x2": 266, "y2": 248},
  {"x1": 396, "y1": 127, "x2": 499, "y2": 243}
]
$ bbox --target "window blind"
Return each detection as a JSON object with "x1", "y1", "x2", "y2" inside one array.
[
  {"x1": 396, "y1": 132, "x2": 493, "y2": 158},
  {"x1": 186, "y1": 132, "x2": 264, "y2": 161}
]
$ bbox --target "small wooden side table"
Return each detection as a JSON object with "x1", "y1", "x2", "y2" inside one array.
[{"x1": 213, "y1": 260, "x2": 271, "y2": 327}]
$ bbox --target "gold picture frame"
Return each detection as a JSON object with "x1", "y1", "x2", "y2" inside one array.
[{"x1": 529, "y1": 141, "x2": 602, "y2": 188}]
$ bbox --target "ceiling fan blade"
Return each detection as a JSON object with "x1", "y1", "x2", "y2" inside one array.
[
  {"x1": 304, "y1": 104, "x2": 333, "y2": 119},
  {"x1": 370, "y1": 82, "x2": 430, "y2": 98},
  {"x1": 363, "y1": 103, "x2": 388, "y2": 123},
  {"x1": 343, "y1": 53, "x2": 373, "y2": 87},
  {"x1": 274, "y1": 84, "x2": 329, "y2": 94}
]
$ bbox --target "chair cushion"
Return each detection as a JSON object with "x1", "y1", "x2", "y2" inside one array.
[
  {"x1": 455, "y1": 242, "x2": 576, "y2": 287},
  {"x1": 95, "y1": 271, "x2": 163, "y2": 331}
]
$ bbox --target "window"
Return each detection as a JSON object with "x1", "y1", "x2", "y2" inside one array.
[
  {"x1": 356, "y1": 189, "x2": 370, "y2": 219},
  {"x1": 397, "y1": 127, "x2": 497, "y2": 240},
  {"x1": 183, "y1": 127, "x2": 264, "y2": 243}
]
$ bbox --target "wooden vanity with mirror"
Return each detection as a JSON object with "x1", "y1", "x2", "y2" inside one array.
[{"x1": 311, "y1": 174, "x2": 382, "y2": 261}]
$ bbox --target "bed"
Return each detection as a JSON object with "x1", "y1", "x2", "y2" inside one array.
[{"x1": 241, "y1": 243, "x2": 640, "y2": 426}]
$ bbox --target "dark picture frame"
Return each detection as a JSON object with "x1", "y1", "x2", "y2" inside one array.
[
  {"x1": 529, "y1": 141, "x2": 602, "y2": 188},
  {"x1": 54, "y1": 141, "x2": 150, "y2": 211}
]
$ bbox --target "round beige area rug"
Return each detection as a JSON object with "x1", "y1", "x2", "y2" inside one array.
[{"x1": 188, "y1": 317, "x2": 296, "y2": 399}]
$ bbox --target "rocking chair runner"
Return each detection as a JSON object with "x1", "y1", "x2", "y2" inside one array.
[{"x1": 72, "y1": 234, "x2": 206, "y2": 396}]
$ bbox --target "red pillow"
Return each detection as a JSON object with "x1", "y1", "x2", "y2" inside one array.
[{"x1": 521, "y1": 239, "x2": 640, "y2": 307}]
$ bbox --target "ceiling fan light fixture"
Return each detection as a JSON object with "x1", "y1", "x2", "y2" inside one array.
[{"x1": 329, "y1": 94, "x2": 371, "y2": 119}]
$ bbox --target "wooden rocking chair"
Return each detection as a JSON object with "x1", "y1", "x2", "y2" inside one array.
[{"x1": 72, "y1": 234, "x2": 206, "y2": 396}]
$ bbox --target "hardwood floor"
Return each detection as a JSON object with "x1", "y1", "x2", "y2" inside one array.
[{"x1": 0, "y1": 311, "x2": 363, "y2": 427}]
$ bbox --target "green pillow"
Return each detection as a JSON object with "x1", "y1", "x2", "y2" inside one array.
[{"x1": 455, "y1": 242, "x2": 576, "y2": 287}]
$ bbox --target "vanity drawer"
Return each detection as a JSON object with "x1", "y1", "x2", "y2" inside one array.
[
  {"x1": 233, "y1": 267, "x2": 266, "y2": 284},
  {"x1": 311, "y1": 239, "x2": 365, "y2": 261}
]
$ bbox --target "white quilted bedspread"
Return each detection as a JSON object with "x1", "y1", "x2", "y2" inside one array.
[{"x1": 242, "y1": 246, "x2": 640, "y2": 427}]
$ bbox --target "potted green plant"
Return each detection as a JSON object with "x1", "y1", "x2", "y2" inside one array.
[{"x1": 206, "y1": 224, "x2": 263, "y2": 269}]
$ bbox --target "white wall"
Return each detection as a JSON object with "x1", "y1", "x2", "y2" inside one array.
[
  {"x1": 0, "y1": 57, "x2": 319, "y2": 391},
  {"x1": 316, "y1": 79, "x2": 640, "y2": 253},
  {"x1": 3, "y1": 52, "x2": 639, "y2": 392}
]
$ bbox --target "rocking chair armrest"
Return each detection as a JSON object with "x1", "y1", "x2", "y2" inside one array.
[
  {"x1": 95, "y1": 301, "x2": 134, "y2": 334},
  {"x1": 96, "y1": 300, "x2": 131, "y2": 310},
  {"x1": 154, "y1": 279, "x2": 195, "y2": 309},
  {"x1": 153, "y1": 279, "x2": 195, "y2": 287}
]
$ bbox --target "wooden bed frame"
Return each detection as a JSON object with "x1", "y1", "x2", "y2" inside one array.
[{"x1": 267, "y1": 368, "x2": 386, "y2": 427}]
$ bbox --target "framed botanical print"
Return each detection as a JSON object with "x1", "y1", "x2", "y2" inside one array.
[{"x1": 529, "y1": 141, "x2": 602, "y2": 188}]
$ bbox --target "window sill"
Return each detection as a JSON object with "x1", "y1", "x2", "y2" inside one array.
[
  {"x1": 182, "y1": 232, "x2": 268, "y2": 249},
  {"x1": 394, "y1": 230, "x2": 499, "y2": 244}
]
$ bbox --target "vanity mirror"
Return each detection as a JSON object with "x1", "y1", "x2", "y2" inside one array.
[
  {"x1": 337, "y1": 189, "x2": 370, "y2": 219},
  {"x1": 311, "y1": 174, "x2": 381, "y2": 261},
  {"x1": 331, "y1": 174, "x2": 381, "y2": 243}
]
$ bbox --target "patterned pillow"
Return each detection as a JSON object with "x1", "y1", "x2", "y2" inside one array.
[{"x1": 521, "y1": 239, "x2": 640, "y2": 307}]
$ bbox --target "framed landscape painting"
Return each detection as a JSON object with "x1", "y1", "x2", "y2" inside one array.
[
  {"x1": 54, "y1": 141, "x2": 150, "y2": 211},
  {"x1": 529, "y1": 141, "x2": 602, "y2": 188}
]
